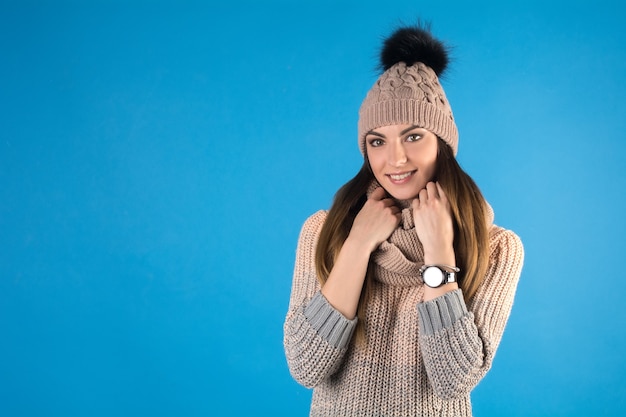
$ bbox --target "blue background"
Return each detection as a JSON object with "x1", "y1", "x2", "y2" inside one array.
[{"x1": 1, "y1": 0, "x2": 625, "y2": 416}]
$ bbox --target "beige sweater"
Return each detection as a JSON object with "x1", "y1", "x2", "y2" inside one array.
[{"x1": 284, "y1": 205, "x2": 524, "y2": 417}]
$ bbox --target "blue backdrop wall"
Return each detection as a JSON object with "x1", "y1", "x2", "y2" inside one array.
[{"x1": 1, "y1": 0, "x2": 625, "y2": 416}]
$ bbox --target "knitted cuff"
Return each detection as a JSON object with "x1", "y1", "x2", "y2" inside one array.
[
  {"x1": 417, "y1": 289, "x2": 468, "y2": 336},
  {"x1": 304, "y1": 291, "x2": 358, "y2": 349}
]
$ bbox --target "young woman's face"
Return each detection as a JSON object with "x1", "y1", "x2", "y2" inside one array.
[{"x1": 365, "y1": 124, "x2": 438, "y2": 201}]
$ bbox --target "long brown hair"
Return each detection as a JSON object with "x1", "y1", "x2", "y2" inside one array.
[{"x1": 315, "y1": 139, "x2": 490, "y2": 343}]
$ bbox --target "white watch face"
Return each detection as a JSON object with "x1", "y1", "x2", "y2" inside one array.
[{"x1": 423, "y1": 267, "x2": 444, "y2": 288}]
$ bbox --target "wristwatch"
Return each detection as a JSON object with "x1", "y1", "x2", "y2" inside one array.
[{"x1": 419, "y1": 264, "x2": 460, "y2": 288}]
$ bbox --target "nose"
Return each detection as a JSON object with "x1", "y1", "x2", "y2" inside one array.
[{"x1": 388, "y1": 141, "x2": 407, "y2": 167}]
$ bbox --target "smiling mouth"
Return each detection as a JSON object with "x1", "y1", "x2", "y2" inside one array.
[{"x1": 387, "y1": 171, "x2": 416, "y2": 182}]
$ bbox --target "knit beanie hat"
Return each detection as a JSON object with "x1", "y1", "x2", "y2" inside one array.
[{"x1": 358, "y1": 25, "x2": 458, "y2": 155}]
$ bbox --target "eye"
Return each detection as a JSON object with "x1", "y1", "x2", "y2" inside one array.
[
  {"x1": 368, "y1": 138, "x2": 384, "y2": 147},
  {"x1": 406, "y1": 134, "x2": 421, "y2": 142}
]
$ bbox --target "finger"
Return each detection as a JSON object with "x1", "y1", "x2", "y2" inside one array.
[
  {"x1": 435, "y1": 182, "x2": 448, "y2": 201},
  {"x1": 418, "y1": 187, "x2": 429, "y2": 202},
  {"x1": 426, "y1": 181, "x2": 439, "y2": 198}
]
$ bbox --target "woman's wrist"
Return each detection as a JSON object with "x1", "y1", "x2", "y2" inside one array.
[
  {"x1": 421, "y1": 246, "x2": 458, "y2": 301},
  {"x1": 423, "y1": 245, "x2": 456, "y2": 266},
  {"x1": 345, "y1": 233, "x2": 378, "y2": 255}
]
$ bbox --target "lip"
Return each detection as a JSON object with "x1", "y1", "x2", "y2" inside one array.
[{"x1": 386, "y1": 170, "x2": 416, "y2": 184}]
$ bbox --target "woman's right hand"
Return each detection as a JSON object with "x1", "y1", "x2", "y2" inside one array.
[
  {"x1": 347, "y1": 187, "x2": 401, "y2": 253},
  {"x1": 320, "y1": 187, "x2": 399, "y2": 319}
]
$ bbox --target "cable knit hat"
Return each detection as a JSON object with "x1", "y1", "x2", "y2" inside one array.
[{"x1": 358, "y1": 24, "x2": 458, "y2": 155}]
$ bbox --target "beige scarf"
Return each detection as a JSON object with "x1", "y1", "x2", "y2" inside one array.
[{"x1": 366, "y1": 181, "x2": 494, "y2": 287}]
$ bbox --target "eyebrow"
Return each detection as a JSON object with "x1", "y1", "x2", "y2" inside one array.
[{"x1": 366, "y1": 125, "x2": 421, "y2": 138}]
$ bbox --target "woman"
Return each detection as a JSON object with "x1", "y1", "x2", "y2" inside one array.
[{"x1": 283, "y1": 23, "x2": 524, "y2": 416}]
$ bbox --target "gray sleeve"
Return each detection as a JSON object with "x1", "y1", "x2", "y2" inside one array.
[
  {"x1": 416, "y1": 229, "x2": 524, "y2": 401},
  {"x1": 284, "y1": 290, "x2": 357, "y2": 388},
  {"x1": 417, "y1": 289, "x2": 468, "y2": 335},
  {"x1": 304, "y1": 291, "x2": 358, "y2": 349},
  {"x1": 417, "y1": 289, "x2": 484, "y2": 401},
  {"x1": 284, "y1": 211, "x2": 360, "y2": 388}
]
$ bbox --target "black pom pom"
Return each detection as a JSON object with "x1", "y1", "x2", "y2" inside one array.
[{"x1": 380, "y1": 23, "x2": 450, "y2": 76}]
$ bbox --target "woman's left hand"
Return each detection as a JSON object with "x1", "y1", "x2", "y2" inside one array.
[{"x1": 411, "y1": 181, "x2": 455, "y2": 263}]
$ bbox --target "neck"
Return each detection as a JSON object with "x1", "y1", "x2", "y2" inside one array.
[{"x1": 394, "y1": 198, "x2": 413, "y2": 210}]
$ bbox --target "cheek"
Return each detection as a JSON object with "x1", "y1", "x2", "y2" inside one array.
[
  {"x1": 423, "y1": 161, "x2": 437, "y2": 181},
  {"x1": 423, "y1": 155, "x2": 438, "y2": 179},
  {"x1": 409, "y1": 147, "x2": 437, "y2": 178},
  {"x1": 424, "y1": 152, "x2": 438, "y2": 171}
]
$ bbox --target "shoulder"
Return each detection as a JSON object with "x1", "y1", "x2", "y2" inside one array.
[
  {"x1": 484, "y1": 200, "x2": 523, "y2": 260},
  {"x1": 300, "y1": 210, "x2": 328, "y2": 235},
  {"x1": 302, "y1": 210, "x2": 328, "y2": 232},
  {"x1": 297, "y1": 210, "x2": 328, "y2": 247},
  {"x1": 488, "y1": 225, "x2": 525, "y2": 272},
  {"x1": 489, "y1": 225, "x2": 523, "y2": 252}
]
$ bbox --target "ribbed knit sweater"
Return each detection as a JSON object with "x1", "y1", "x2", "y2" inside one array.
[{"x1": 284, "y1": 204, "x2": 524, "y2": 416}]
